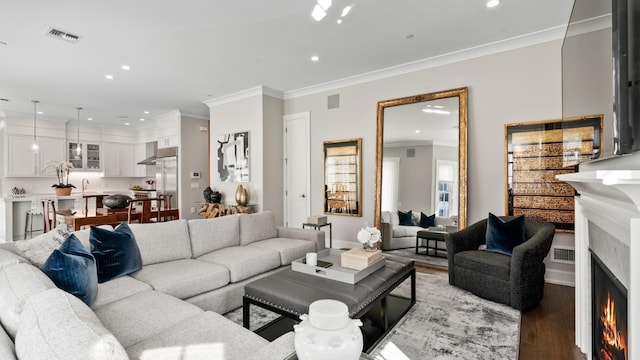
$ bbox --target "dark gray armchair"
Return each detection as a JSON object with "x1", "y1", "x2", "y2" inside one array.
[{"x1": 445, "y1": 216, "x2": 555, "y2": 311}]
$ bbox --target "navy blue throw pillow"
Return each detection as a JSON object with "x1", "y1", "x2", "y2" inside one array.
[
  {"x1": 419, "y1": 212, "x2": 436, "y2": 228},
  {"x1": 90, "y1": 222, "x2": 142, "y2": 283},
  {"x1": 398, "y1": 210, "x2": 414, "y2": 226},
  {"x1": 485, "y1": 213, "x2": 526, "y2": 256},
  {"x1": 41, "y1": 234, "x2": 98, "y2": 306}
]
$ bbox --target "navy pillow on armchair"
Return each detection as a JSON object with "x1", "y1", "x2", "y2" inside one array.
[
  {"x1": 398, "y1": 210, "x2": 414, "y2": 226},
  {"x1": 90, "y1": 222, "x2": 142, "y2": 283},
  {"x1": 485, "y1": 213, "x2": 526, "y2": 256}
]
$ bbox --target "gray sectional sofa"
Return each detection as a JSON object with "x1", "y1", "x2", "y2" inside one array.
[{"x1": 0, "y1": 211, "x2": 325, "y2": 360}]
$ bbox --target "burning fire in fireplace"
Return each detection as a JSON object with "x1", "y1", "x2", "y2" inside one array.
[{"x1": 599, "y1": 291, "x2": 627, "y2": 360}]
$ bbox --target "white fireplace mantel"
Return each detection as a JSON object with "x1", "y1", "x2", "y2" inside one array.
[{"x1": 558, "y1": 170, "x2": 640, "y2": 359}]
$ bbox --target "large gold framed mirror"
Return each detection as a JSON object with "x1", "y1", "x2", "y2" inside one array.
[{"x1": 374, "y1": 87, "x2": 468, "y2": 250}]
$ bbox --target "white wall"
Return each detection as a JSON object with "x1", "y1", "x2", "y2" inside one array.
[
  {"x1": 284, "y1": 39, "x2": 576, "y2": 281},
  {"x1": 383, "y1": 145, "x2": 434, "y2": 215},
  {"x1": 180, "y1": 116, "x2": 209, "y2": 219}
]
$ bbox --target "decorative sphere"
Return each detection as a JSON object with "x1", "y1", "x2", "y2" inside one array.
[{"x1": 103, "y1": 194, "x2": 132, "y2": 209}]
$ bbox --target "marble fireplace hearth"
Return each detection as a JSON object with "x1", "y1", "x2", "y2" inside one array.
[{"x1": 559, "y1": 169, "x2": 640, "y2": 360}]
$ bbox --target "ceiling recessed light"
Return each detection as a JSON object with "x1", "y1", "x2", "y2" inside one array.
[
  {"x1": 337, "y1": 19, "x2": 342, "y2": 24},
  {"x1": 37, "y1": 111, "x2": 44, "y2": 115},
  {"x1": 143, "y1": 111, "x2": 149, "y2": 114},
  {"x1": 87, "y1": 117, "x2": 93, "y2": 121},
  {"x1": 121, "y1": 65, "x2": 130, "y2": 71},
  {"x1": 422, "y1": 108, "x2": 451, "y2": 115},
  {"x1": 124, "y1": 122, "x2": 130, "y2": 126},
  {"x1": 105, "y1": 74, "x2": 114, "y2": 80},
  {"x1": 486, "y1": 0, "x2": 500, "y2": 8},
  {"x1": 415, "y1": 130, "x2": 421, "y2": 134},
  {"x1": 140, "y1": 118, "x2": 145, "y2": 121},
  {"x1": 341, "y1": 6, "x2": 352, "y2": 17},
  {"x1": 311, "y1": 4, "x2": 326, "y2": 21},
  {"x1": 311, "y1": 55, "x2": 320, "y2": 62}
]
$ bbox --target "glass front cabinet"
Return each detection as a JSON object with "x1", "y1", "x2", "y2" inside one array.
[{"x1": 68, "y1": 142, "x2": 101, "y2": 170}]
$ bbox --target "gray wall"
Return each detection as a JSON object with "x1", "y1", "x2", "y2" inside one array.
[
  {"x1": 180, "y1": 116, "x2": 209, "y2": 219},
  {"x1": 284, "y1": 39, "x2": 576, "y2": 282}
]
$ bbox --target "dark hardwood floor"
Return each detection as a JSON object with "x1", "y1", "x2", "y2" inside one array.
[{"x1": 414, "y1": 263, "x2": 586, "y2": 360}]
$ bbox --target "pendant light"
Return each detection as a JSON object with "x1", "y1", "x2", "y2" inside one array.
[
  {"x1": 75, "y1": 107, "x2": 82, "y2": 155},
  {"x1": 31, "y1": 100, "x2": 39, "y2": 153}
]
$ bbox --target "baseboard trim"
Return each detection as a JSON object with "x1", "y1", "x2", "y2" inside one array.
[{"x1": 545, "y1": 268, "x2": 575, "y2": 287}]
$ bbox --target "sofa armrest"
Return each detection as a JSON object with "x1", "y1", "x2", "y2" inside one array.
[
  {"x1": 381, "y1": 222, "x2": 392, "y2": 250},
  {"x1": 247, "y1": 332, "x2": 295, "y2": 360},
  {"x1": 277, "y1": 226, "x2": 326, "y2": 251}
]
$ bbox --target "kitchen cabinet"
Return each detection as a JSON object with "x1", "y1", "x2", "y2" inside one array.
[
  {"x1": 103, "y1": 142, "x2": 135, "y2": 177},
  {"x1": 68, "y1": 142, "x2": 101, "y2": 170},
  {"x1": 158, "y1": 134, "x2": 179, "y2": 148},
  {"x1": 5, "y1": 135, "x2": 65, "y2": 177}
]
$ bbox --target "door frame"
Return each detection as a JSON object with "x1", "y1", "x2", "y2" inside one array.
[{"x1": 283, "y1": 112, "x2": 311, "y2": 227}]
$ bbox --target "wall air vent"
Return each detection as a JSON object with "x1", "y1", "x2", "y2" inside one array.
[
  {"x1": 551, "y1": 245, "x2": 575, "y2": 264},
  {"x1": 45, "y1": 27, "x2": 82, "y2": 44}
]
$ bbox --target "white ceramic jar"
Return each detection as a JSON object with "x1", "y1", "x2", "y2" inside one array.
[{"x1": 294, "y1": 299, "x2": 363, "y2": 360}]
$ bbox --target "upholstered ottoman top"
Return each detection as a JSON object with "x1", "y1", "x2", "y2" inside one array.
[{"x1": 244, "y1": 255, "x2": 414, "y2": 317}]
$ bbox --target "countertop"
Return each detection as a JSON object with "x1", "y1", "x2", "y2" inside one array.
[{"x1": 1, "y1": 190, "x2": 134, "y2": 202}]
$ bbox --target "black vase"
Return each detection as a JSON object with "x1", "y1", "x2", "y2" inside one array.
[
  {"x1": 211, "y1": 191, "x2": 221, "y2": 203},
  {"x1": 203, "y1": 187, "x2": 213, "y2": 203}
]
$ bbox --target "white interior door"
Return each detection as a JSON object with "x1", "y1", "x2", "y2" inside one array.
[{"x1": 284, "y1": 112, "x2": 310, "y2": 228}]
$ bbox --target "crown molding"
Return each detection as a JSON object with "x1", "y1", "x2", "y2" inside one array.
[
  {"x1": 153, "y1": 109, "x2": 181, "y2": 122},
  {"x1": 284, "y1": 24, "x2": 571, "y2": 100},
  {"x1": 203, "y1": 86, "x2": 283, "y2": 108},
  {"x1": 180, "y1": 111, "x2": 209, "y2": 120}
]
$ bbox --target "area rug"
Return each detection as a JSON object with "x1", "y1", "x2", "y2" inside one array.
[
  {"x1": 224, "y1": 272, "x2": 520, "y2": 359},
  {"x1": 384, "y1": 248, "x2": 449, "y2": 268}
]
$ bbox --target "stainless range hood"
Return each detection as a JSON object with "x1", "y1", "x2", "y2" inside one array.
[{"x1": 137, "y1": 141, "x2": 158, "y2": 165}]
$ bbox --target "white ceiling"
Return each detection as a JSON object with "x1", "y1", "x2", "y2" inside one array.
[{"x1": 0, "y1": 0, "x2": 575, "y2": 127}]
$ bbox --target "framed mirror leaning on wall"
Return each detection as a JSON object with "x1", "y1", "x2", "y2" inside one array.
[{"x1": 374, "y1": 88, "x2": 468, "y2": 251}]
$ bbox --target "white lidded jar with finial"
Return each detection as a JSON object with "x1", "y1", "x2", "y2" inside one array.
[{"x1": 294, "y1": 299, "x2": 363, "y2": 360}]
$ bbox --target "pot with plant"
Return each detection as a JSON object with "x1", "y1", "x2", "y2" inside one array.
[{"x1": 44, "y1": 161, "x2": 76, "y2": 196}]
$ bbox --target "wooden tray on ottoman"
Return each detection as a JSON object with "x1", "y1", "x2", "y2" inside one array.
[{"x1": 291, "y1": 248, "x2": 385, "y2": 284}]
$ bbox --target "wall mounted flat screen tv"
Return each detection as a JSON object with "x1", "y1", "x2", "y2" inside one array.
[{"x1": 562, "y1": 0, "x2": 640, "y2": 160}]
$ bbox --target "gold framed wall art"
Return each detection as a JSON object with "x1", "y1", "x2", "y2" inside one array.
[
  {"x1": 323, "y1": 138, "x2": 362, "y2": 216},
  {"x1": 504, "y1": 115, "x2": 603, "y2": 232}
]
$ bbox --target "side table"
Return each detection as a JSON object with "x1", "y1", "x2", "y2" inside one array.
[{"x1": 302, "y1": 222, "x2": 332, "y2": 248}]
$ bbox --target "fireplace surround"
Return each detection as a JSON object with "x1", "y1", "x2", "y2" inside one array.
[{"x1": 558, "y1": 166, "x2": 640, "y2": 359}]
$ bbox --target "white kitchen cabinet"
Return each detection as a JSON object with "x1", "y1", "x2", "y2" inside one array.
[
  {"x1": 103, "y1": 142, "x2": 135, "y2": 177},
  {"x1": 68, "y1": 142, "x2": 101, "y2": 170},
  {"x1": 134, "y1": 143, "x2": 149, "y2": 177},
  {"x1": 5, "y1": 135, "x2": 65, "y2": 177},
  {"x1": 158, "y1": 134, "x2": 179, "y2": 148}
]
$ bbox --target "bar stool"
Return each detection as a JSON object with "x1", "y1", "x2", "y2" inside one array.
[{"x1": 24, "y1": 198, "x2": 53, "y2": 239}]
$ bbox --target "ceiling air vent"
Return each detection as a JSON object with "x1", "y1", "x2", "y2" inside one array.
[{"x1": 45, "y1": 27, "x2": 82, "y2": 44}]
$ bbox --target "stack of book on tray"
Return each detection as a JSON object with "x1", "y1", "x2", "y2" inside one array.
[{"x1": 341, "y1": 248, "x2": 383, "y2": 271}]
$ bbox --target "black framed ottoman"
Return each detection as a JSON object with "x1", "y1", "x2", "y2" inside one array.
[{"x1": 243, "y1": 255, "x2": 415, "y2": 352}]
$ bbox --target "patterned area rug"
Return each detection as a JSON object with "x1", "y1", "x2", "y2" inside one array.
[
  {"x1": 224, "y1": 272, "x2": 520, "y2": 359},
  {"x1": 384, "y1": 248, "x2": 449, "y2": 268}
]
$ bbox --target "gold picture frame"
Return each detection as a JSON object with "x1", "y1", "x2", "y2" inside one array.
[
  {"x1": 323, "y1": 138, "x2": 362, "y2": 216},
  {"x1": 504, "y1": 115, "x2": 603, "y2": 232}
]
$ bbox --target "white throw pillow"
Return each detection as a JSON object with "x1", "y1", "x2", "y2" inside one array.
[{"x1": 13, "y1": 227, "x2": 68, "y2": 267}]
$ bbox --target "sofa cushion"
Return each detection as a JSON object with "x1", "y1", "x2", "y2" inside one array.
[
  {"x1": 125, "y1": 311, "x2": 269, "y2": 360},
  {"x1": 455, "y1": 250, "x2": 511, "y2": 281},
  {"x1": 15, "y1": 288, "x2": 128, "y2": 360},
  {"x1": 95, "y1": 290, "x2": 203, "y2": 348},
  {"x1": 486, "y1": 213, "x2": 526, "y2": 256},
  {"x1": 0, "y1": 248, "x2": 25, "y2": 268},
  {"x1": 12, "y1": 226, "x2": 68, "y2": 267},
  {"x1": 92, "y1": 275, "x2": 153, "y2": 310},
  {"x1": 90, "y1": 222, "x2": 143, "y2": 283},
  {"x1": 188, "y1": 216, "x2": 240, "y2": 257},
  {"x1": 392, "y1": 225, "x2": 423, "y2": 238},
  {"x1": 131, "y1": 259, "x2": 230, "y2": 299},
  {"x1": 398, "y1": 210, "x2": 414, "y2": 226},
  {"x1": 197, "y1": 246, "x2": 281, "y2": 283},
  {"x1": 239, "y1": 211, "x2": 278, "y2": 246},
  {"x1": 41, "y1": 234, "x2": 98, "y2": 306},
  {"x1": 0, "y1": 322, "x2": 16, "y2": 360},
  {"x1": 0, "y1": 263, "x2": 56, "y2": 339},
  {"x1": 248, "y1": 238, "x2": 316, "y2": 265},
  {"x1": 129, "y1": 219, "x2": 192, "y2": 265}
]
